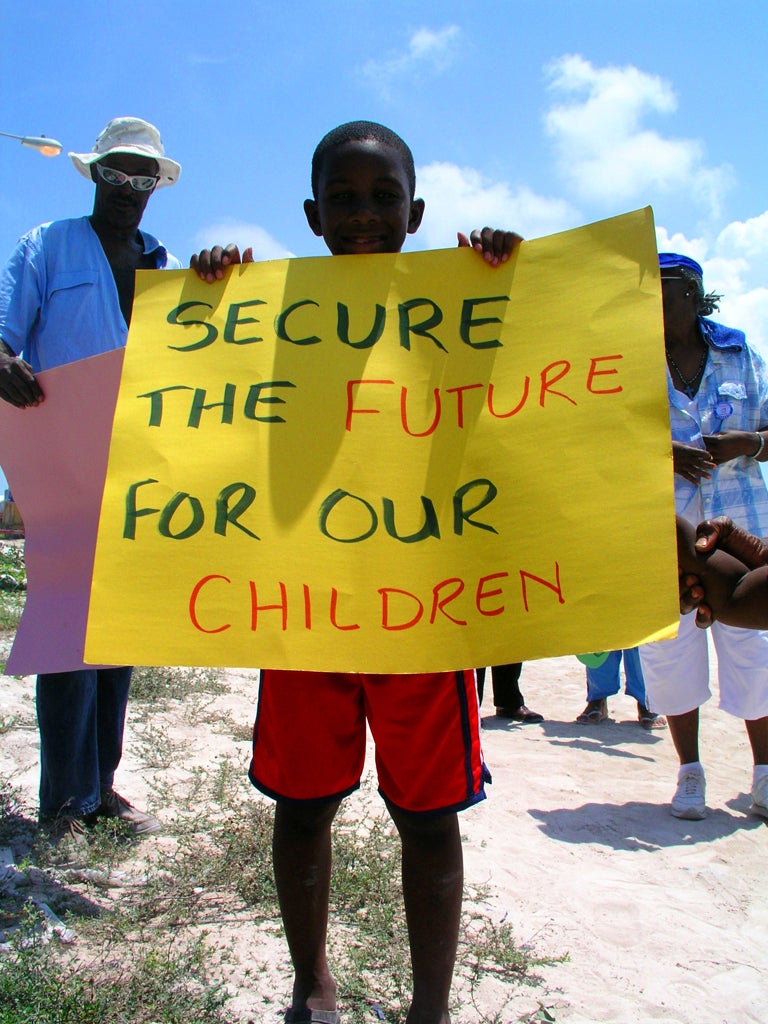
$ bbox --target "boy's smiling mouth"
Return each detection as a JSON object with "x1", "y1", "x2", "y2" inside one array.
[{"x1": 342, "y1": 233, "x2": 388, "y2": 252}]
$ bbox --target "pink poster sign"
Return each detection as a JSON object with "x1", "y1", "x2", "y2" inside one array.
[{"x1": 0, "y1": 349, "x2": 123, "y2": 675}]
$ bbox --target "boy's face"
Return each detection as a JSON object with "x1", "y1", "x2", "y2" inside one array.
[{"x1": 304, "y1": 139, "x2": 424, "y2": 256}]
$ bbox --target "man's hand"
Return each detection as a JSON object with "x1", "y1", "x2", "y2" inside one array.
[
  {"x1": 695, "y1": 515, "x2": 768, "y2": 569},
  {"x1": 0, "y1": 347, "x2": 44, "y2": 407},
  {"x1": 190, "y1": 244, "x2": 254, "y2": 282},
  {"x1": 457, "y1": 227, "x2": 522, "y2": 267}
]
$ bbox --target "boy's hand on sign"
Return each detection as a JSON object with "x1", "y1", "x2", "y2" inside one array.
[
  {"x1": 457, "y1": 227, "x2": 523, "y2": 267},
  {"x1": 190, "y1": 244, "x2": 254, "y2": 283}
]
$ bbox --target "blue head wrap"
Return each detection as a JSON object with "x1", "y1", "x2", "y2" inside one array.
[{"x1": 658, "y1": 252, "x2": 703, "y2": 281}]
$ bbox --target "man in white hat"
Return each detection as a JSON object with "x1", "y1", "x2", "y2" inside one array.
[{"x1": 0, "y1": 116, "x2": 181, "y2": 852}]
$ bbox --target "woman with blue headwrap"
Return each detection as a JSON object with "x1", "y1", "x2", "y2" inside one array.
[{"x1": 639, "y1": 253, "x2": 768, "y2": 821}]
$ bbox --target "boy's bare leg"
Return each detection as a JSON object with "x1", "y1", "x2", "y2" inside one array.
[
  {"x1": 388, "y1": 804, "x2": 463, "y2": 1024},
  {"x1": 667, "y1": 708, "x2": 701, "y2": 764},
  {"x1": 273, "y1": 799, "x2": 342, "y2": 1016},
  {"x1": 745, "y1": 716, "x2": 768, "y2": 764}
]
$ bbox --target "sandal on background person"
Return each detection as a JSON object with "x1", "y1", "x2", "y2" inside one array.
[{"x1": 576, "y1": 698, "x2": 609, "y2": 725}]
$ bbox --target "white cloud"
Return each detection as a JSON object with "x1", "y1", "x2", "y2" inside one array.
[
  {"x1": 192, "y1": 220, "x2": 294, "y2": 262},
  {"x1": 415, "y1": 162, "x2": 579, "y2": 249},
  {"x1": 716, "y1": 211, "x2": 768, "y2": 260},
  {"x1": 544, "y1": 55, "x2": 731, "y2": 214},
  {"x1": 360, "y1": 26, "x2": 460, "y2": 95},
  {"x1": 718, "y1": 286, "x2": 768, "y2": 358},
  {"x1": 654, "y1": 226, "x2": 709, "y2": 268},
  {"x1": 713, "y1": 214, "x2": 768, "y2": 344},
  {"x1": 409, "y1": 26, "x2": 460, "y2": 62}
]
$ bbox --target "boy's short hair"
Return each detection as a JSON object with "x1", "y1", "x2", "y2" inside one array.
[{"x1": 310, "y1": 120, "x2": 416, "y2": 199}]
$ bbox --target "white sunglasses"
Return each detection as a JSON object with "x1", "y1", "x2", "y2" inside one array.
[{"x1": 96, "y1": 163, "x2": 159, "y2": 192}]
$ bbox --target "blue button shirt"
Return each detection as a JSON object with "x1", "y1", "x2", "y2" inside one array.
[{"x1": 0, "y1": 215, "x2": 180, "y2": 372}]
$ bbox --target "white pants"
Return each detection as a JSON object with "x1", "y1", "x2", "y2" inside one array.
[{"x1": 640, "y1": 612, "x2": 768, "y2": 720}]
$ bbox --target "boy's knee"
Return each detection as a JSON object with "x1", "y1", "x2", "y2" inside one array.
[
  {"x1": 275, "y1": 797, "x2": 341, "y2": 834},
  {"x1": 387, "y1": 803, "x2": 459, "y2": 840}
]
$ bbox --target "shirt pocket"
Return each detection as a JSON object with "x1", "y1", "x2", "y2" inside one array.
[{"x1": 45, "y1": 269, "x2": 98, "y2": 302}]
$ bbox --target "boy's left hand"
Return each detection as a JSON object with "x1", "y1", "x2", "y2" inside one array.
[{"x1": 457, "y1": 227, "x2": 523, "y2": 267}]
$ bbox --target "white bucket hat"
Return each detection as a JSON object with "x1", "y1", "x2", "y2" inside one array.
[{"x1": 69, "y1": 116, "x2": 181, "y2": 188}]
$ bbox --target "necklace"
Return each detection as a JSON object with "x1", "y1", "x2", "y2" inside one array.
[{"x1": 666, "y1": 346, "x2": 708, "y2": 398}]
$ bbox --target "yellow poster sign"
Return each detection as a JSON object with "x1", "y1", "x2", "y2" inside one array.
[{"x1": 86, "y1": 208, "x2": 678, "y2": 672}]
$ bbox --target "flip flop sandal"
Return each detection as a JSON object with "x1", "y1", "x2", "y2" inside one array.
[
  {"x1": 576, "y1": 707, "x2": 607, "y2": 724},
  {"x1": 638, "y1": 708, "x2": 667, "y2": 730}
]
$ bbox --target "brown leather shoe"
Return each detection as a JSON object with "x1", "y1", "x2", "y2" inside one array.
[
  {"x1": 96, "y1": 789, "x2": 162, "y2": 836},
  {"x1": 495, "y1": 705, "x2": 544, "y2": 724}
]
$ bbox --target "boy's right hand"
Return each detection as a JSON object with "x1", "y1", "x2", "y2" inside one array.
[{"x1": 190, "y1": 244, "x2": 254, "y2": 283}]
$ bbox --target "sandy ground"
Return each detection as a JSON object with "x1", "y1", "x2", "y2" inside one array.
[
  {"x1": 1, "y1": 646, "x2": 766, "y2": 1024},
  {"x1": 467, "y1": 653, "x2": 767, "y2": 1024}
]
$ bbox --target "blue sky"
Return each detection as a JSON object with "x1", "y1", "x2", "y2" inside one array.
[{"x1": 2, "y1": 0, "x2": 768, "y2": 494}]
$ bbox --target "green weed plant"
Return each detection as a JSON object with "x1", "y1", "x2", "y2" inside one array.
[{"x1": 0, "y1": 662, "x2": 558, "y2": 1023}]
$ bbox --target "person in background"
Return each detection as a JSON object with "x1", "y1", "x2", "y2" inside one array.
[
  {"x1": 576, "y1": 649, "x2": 666, "y2": 729},
  {"x1": 476, "y1": 663, "x2": 543, "y2": 723},
  {"x1": 640, "y1": 253, "x2": 768, "y2": 821},
  {"x1": 0, "y1": 117, "x2": 181, "y2": 852}
]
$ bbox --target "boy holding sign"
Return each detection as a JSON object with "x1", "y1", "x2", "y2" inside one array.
[{"x1": 193, "y1": 121, "x2": 519, "y2": 1024}]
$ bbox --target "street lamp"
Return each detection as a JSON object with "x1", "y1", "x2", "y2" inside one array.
[{"x1": 0, "y1": 130, "x2": 62, "y2": 157}]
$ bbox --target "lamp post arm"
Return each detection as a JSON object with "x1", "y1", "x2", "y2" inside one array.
[{"x1": 0, "y1": 131, "x2": 62, "y2": 156}]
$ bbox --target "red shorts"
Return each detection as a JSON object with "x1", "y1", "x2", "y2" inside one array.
[{"x1": 249, "y1": 669, "x2": 489, "y2": 814}]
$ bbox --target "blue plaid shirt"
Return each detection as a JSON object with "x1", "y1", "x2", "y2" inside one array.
[{"x1": 670, "y1": 318, "x2": 768, "y2": 536}]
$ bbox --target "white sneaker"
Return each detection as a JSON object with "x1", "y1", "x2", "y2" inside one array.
[
  {"x1": 750, "y1": 775, "x2": 768, "y2": 819},
  {"x1": 671, "y1": 768, "x2": 707, "y2": 820}
]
